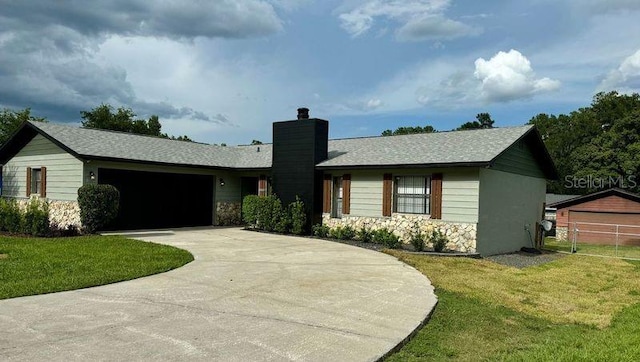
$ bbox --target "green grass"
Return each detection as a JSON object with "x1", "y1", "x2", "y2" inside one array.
[
  {"x1": 385, "y1": 251, "x2": 640, "y2": 361},
  {"x1": 545, "y1": 237, "x2": 640, "y2": 259},
  {"x1": 0, "y1": 235, "x2": 193, "y2": 299}
]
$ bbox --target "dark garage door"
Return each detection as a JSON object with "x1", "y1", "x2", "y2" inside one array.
[{"x1": 99, "y1": 168, "x2": 214, "y2": 230}]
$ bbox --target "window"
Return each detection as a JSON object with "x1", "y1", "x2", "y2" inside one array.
[
  {"x1": 332, "y1": 176, "x2": 343, "y2": 218},
  {"x1": 31, "y1": 168, "x2": 42, "y2": 195},
  {"x1": 394, "y1": 176, "x2": 430, "y2": 214}
]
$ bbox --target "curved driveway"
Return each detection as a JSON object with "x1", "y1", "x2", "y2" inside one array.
[{"x1": 0, "y1": 228, "x2": 436, "y2": 361}]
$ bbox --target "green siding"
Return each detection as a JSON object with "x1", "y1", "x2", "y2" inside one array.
[
  {"x1": 477, "y1": 168, "x2": 546, "y2": 255},
  {"x1": 326, "y1": 168, "x2": 479, "y2": 222},
  {"x1": 2, "y1": 135, "x2": 83, "y2": 201},
  {"x1": 441, "y1": 169, "x2": 479, "y2": 223},
  {"x1": 492, "y1": 138, "x2": 545, "y2": 178},
  {"x1": 349, "y1": 171, "x2": 383, "y2": 217}
]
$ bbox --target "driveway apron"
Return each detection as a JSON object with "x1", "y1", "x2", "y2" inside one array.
[{"x1": 0, "y1": 228, "x2": 437, "y2": 361}]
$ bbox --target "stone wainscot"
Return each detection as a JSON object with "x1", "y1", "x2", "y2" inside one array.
[
  {"x1": 216, "y1": 201, "x2": 242, "y2": 226},
  {"x1": 323, "y1": 213, "x2": 477, "y2": 253},
  {"x1": 14, "y1": 197, "x2": 82, "y2": 229}
]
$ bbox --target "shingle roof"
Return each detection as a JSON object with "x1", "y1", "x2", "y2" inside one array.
[
  {"x1": 318, "y1": 125, "x2": 534, "y2": 168},
  {"x1": 28, "y1": 121, "x2": 271, "y2": 169},
  {"x1": 20, "y1": 121, "x2": 536, "y2": 171}
]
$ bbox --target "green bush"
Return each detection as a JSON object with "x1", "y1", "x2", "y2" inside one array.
[
  {"x1": 289, "y1": 196, "x2": 307, "y2": 235},
  {"x1": 242, "y1": 195, "x2": 260, "y2": 227},
  {"x1": 0, "y1": 198, "x2": 23, "y2": 233},
  {"x1": 78, "y1": 184, "x2": 120, "y2": 234},
  {"x1": 273, "y1": 204, "x2": 291, "y2": 234},
  {"x1": 409, "y1": 223, "x2": 426, "y2": 251},
  {"x1": 373, "y1": 228, "x2": 401, "y2": 249},
  {"x1": 256, "y1": 195, "x2": 281, "y2": 232},
  {"x1": 329, "y1": 225, "x2": 356, "y2": 240},
  {"x1": 430, "y1": 229, "x2": 448, "y2": 252},
  {"x1": 356, "y1": 227, "x2": 373, "y2": 243},
  {"x1": 22, "y1": 198, "x2": 50, "y2": 236},
  {"x1": 312, "y1": 224, "x2": 330, "y2": 237}
]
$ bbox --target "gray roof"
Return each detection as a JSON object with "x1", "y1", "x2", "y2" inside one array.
[
  {"x1": 25, "y1": 121, "x2": 535, "y2": 170},
  {"x1": 546, "y1": 193, "x2": 580, "y2": 206},
  {"x1": 29, "y1": 121, "x2": 271, "y2": 169},
  {"x1": 318, "y1": 125, "x2": 534, "y2": 168}
]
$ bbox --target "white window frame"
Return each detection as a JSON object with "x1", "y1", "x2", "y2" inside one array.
[
  {"x1": 393, "y1": 175, "x2": 431, "y2": 214},
  {"x1": 31, "y1": 168, "x2": 42, "y2": 195}
]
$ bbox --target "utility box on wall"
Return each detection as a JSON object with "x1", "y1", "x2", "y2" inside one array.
[{"x1": 272, "y1": 108, "x2": 328, "y2": 228}]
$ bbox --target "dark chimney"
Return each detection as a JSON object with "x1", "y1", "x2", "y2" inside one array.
[
  {"x1": 297, "y1": 107, "x2": 310, "y2": 120},
  {"x1": 272, "y1": 108, "x2": 329, "y2": 228}
]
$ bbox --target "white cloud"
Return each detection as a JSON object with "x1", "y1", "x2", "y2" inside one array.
[
  {"x1": 474, "y1": 49, "x2": 561, "y2": 102},
  {"x1": 337, "y1": 0, "x2": 479, "y2": 41},
  {"x1": 599, "y1": 49, "x2": 640, "y2": 92}
]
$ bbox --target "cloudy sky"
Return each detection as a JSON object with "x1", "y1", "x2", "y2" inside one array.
[{"x1": 1, "y1": 0, "x2": 640, "y2": 145}]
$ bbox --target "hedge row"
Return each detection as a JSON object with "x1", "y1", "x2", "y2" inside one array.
[{"x1": 242, "y1": 195, "x2": 307, "y2": 235}]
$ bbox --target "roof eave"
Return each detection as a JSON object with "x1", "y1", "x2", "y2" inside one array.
[{"x1": 315, "y1": 161, "x2": 490, "y2": 170}]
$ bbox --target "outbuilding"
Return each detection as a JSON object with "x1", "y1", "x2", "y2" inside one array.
[{"x1": 550, "y1": 188, "x2": 640, "y2": 245}]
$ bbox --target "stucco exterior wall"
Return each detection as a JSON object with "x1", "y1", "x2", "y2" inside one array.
[{"x1": 477, "y1": 168, "x2": 546, "y2": 255}]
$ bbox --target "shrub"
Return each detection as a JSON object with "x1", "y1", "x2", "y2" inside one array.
[
  {"x1": 430, "y1": 229, "x2": 448, "y2": 252},
  {"x1": 274, "y1": 206, "x2": 291, "y2": 234},
  {"x1": 22, "y1": 198, "x2": 50, "y2": 236},
  {"x1": 78, "y1": 184, "x2": 120, "y2": 234},
  {"x1": 373, "y1": 228, "x2": 401, "y2": 249},
  {"x1": 409, "y1": 223, "x2": 426, "y2": 252},
  {"x1": 49, "y1": 223, "x2": 80, "y2": 237},
  {"x1": 289, "y1": 196, "x2": 307, "y2": 235},
  {"x1": 329, "y1": 225, "x2": 356, "y2": 240},
  {"x1": 0, "y1": 198, "x2": 23, "y2": 233},
  {"x1": 256, "y1": 195, "x2": 281, "y2": 232},
  {"x1": 312, "y1": 224, "x2": 330, "y2": 237},
  {"x1": 356, "y1": 227, "x2": 373, "y2": 243},
  {"x1": 242, "y1": 195, "x2": 260, "y2": 227}
]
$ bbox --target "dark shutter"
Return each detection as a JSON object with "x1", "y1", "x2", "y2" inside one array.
[
  {"x1": 323, "y1": 174, "x2": 332, "y2": 213},
  {"x1": 342, "y1": 174, "x2": 351, "y2": 215},
  {"x1": 40, "y1": 166, "x2": 47, "y2": 198},
  {"x1": 258, "y1": 175, "x2": 267, "y2": 196},
  {"x1": 26, "y1": 167, "x2": 32, "y2": 197},
  {"x1": 431, "y1": 173, "x2": 442, "y2": 219},
  {"x1": 382, "y1": 173, "x2": 392, "y2": 217}
]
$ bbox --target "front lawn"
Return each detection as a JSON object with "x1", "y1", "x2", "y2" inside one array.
[
  {"x1": 0, "y1": 235, "x2": 193, "y2": 299},
  {"x1": 385, "y1": 251, "x2": 640, "y2": 361}
]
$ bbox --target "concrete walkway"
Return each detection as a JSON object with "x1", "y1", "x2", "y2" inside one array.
[{"x1": 0, "y1": 228, "x2": 437, "y2": 361}]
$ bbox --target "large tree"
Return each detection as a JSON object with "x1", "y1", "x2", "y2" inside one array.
[
  {"x1": 0, "y1": 108, "x2": 46, "y2": 146},
  {"x1": 80, "y1": 104, "x2": 192, "y2": 141},
  {"x1": 529, "y1": 91, "x2": 640, "y2": 194}
]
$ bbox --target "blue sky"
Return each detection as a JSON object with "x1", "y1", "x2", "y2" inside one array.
[{"x1": 1, "y1": 0, "x2": 640, "y2": 145}]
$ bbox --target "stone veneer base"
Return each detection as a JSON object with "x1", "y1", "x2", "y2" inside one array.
[
  {"x1": 322, "y1": 213, "x2": 477, "y2": 253},
  {"x1": 14, "y1": 197, "x2": 82, "y2": 229}
]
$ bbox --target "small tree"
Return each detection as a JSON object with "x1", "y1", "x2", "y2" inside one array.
[
  {"x1": 289, "y1": 196, "x2": 307, "y2": 235},
  {"x1": 78, "y1": 184, "x2": 120, "y2": 233}
]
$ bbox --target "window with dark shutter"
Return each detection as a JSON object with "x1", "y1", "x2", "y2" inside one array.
[
  {"x1": 383, "y1": 173, "x2": 392, "y2": 217},
  {"x1": 323, "y1": 174, "x2": 332, "y2": 213},
  {"x1": 342, "y1": 174, "x2": 351, "y2": 215}
]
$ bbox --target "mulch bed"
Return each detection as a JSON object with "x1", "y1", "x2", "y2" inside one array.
[{"x1": 0, "y1": 254, "x2": 8, "y2": 260}]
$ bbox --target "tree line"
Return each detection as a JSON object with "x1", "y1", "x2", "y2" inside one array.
[{"x1": 0, "y1": 104, "x2": 192, "y2": 146}]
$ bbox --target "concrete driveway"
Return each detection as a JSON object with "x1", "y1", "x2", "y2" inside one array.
[{"x1": 0, "y1": 227, "x2": 437, "y2": 361}]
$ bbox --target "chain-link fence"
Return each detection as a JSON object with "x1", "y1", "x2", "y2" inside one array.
[{"x1": 545, "y1": 222, "x2": 640, "y2": 259}]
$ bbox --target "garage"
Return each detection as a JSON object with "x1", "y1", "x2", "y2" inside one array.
[
  {"x1": 552, "y1": 188, "x2": 640, "y2": 245},
  {"x1": 567, "y1": 210, "x2": 640, "y2": 245},
  {"x1": 98, "y1": 168, "x2": 214, "y2": 230}
]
